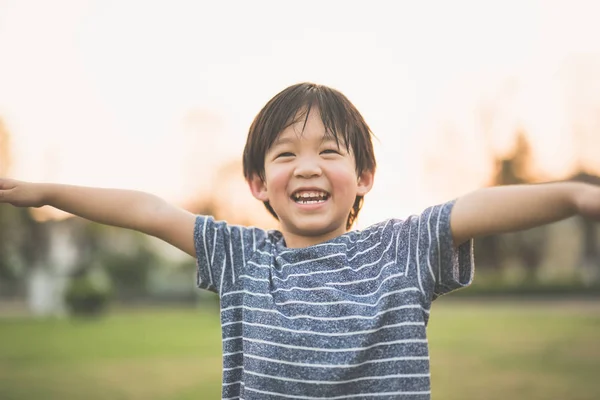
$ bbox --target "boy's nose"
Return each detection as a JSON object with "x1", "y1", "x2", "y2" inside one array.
[{"x1": 294, "y1": 158, "x2": 322, "y2": 178}]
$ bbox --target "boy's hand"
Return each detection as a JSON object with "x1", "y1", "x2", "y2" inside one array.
[
  {"x1": 0, "y1": 178, "x2": 45, "y2": 208},
  {"x1": 575, "y1": 183, "x2": 600, "y2": 221}
]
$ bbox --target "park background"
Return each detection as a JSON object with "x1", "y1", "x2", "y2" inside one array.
[{"x1": 1, "y1": 0, "x2": 599, "y2": 399}]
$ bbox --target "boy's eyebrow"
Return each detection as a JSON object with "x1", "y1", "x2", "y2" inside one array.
[
  {"x1": 272, "y1": 136, "x2": 294, "y2": 146},
  {"x1": 320, "y1": 136, "x2": 339, "y2": 145},
  {"x1": 273, "y1": 134, "x2": 338, "y2": 147}
]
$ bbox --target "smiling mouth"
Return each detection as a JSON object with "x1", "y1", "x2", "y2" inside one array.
[{"x1": 291, "y1": 190, "x2": 330, "y2": 204}]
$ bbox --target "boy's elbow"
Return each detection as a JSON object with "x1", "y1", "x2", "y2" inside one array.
[
  {"x1": 144, "y1": 201, "x2": 197, "y2": 257},
  {"x1": 131, "y1": 193, "x2": 168, "y2": 234}
]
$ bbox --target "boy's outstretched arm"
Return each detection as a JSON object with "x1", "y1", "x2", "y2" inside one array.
[
  {"x1": 0, "y1": 178, "x2": 197, "y2": 257},
  {"x1": 450, "y1": 181, "x2": 600, "y2": 247}
]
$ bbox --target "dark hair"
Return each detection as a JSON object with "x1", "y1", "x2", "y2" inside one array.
[{"x1": 243, "y1": 82, "x2": 376, "y2": 230}]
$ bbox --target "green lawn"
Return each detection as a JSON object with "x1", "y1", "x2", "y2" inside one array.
[{"x1": 0, "y1": 300, "x2": 599, "y2": 400}]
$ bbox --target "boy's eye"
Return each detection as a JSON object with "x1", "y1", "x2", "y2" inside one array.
[
  {"x1": 321, "y1": 149, "x2": 340, "y2": 155},
  {"x1": 276, "y1": 152, "x2": 294, "y2": 158}
]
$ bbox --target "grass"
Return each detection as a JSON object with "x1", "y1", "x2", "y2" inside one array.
[
  {"x1": 429, "y1": 299, "x2": 600, "y2": 400},
  {"x1": 0, "y1": 308, "x2": 223, "y2": 400},
  {"x1": 0, "y1": 300, "x2": 599, "y2": 399}
]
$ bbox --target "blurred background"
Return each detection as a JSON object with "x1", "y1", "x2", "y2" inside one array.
[{"x1": 0, "y1": 0, "x2": 599, "y2": 399}]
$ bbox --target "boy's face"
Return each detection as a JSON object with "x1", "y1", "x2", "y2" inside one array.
[{"x1": 248, "y1": 108, "x2": 374, "y2": 248}]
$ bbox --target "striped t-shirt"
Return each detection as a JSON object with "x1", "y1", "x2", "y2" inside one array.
[{"x1": 194, "y1": 200, "x2": 474, "y2": 399}]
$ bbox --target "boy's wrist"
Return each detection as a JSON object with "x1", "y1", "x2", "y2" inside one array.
[
  {"x1": 572, "y1": 182, "x2": 586, "y2": 213},
  {"x1": 573, "y1": 182, "x2": 600, "y2": 219},
  {"x1": 38, "y1": 182, "x2": 56, "y2": 207},
  {"x1": 546, "y1": 181, "x2": 588, "y2": 216}
]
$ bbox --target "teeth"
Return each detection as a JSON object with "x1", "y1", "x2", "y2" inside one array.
[
  {"x1": 297, "y1": 199, "x2": 325, "y2": 204},
  {"x1": 292, "y1": 190, "x2": 328, "y2": 202}
]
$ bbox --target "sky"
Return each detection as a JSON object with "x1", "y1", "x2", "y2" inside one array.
[{"x1": 1, "y1": 0, "x2": 600, "y2": 228}]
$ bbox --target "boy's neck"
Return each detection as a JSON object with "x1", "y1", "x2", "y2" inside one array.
[{"x1": 280, "y1": 226, "x2": 349, "y2": 249}]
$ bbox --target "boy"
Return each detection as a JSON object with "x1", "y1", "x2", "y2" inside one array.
[{"x1": 1, "y1": 82, "x2": 599, "y2": 399}]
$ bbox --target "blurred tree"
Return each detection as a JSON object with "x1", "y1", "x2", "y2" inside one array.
[
  {"x1": 563, "y1": 54, "x2": 600, "y2": 177},
  {"x1": 475, "y1": 130, "x2": 547, "y2": 281},
  {"x1": 100, "y1": 235, "x2": 158, "y2": 301},
  {"x1": 0, "y1": 118, "x2": 54, "y2": 308},
  {"x1": 0, "y1": 201, "x2": 52, "y2": 301},
  {"x1": 0, "y1": 117, "x2": 13, "y2": 284},
  {"x1": 490, "y1": 131, "x2": 533, "y2": 185},
  {"x1": 0, "y1": 119, "x2": 36, "y2": 294},
  {"x1": 0, "y1": 118, "x2": 10, "y2": 176},
  {"x1": 455, "y1": 79, "x2": 518, "y2": 273},
  {"x1": 0, "y1": 117, "x2": 188, "y2": 309},
  {"x1": 66, "y1": 221, "x2": 164, "y2": 302},
  {"x1": 570, "y1": 172, "x2": 600, "y2": 284},
  {"x1": 562, "y1": 55, "x2": 600, "y2": 283}
]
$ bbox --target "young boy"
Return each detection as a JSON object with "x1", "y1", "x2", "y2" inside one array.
[{"x1": 1, "y1": 82, "x2": 599, "y2": 399}]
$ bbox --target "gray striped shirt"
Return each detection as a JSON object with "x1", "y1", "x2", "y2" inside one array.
[{"x1": 194, "y1": 200, "x2": 474, "y2": 399}]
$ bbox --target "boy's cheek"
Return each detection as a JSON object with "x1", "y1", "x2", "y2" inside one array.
[
  {"x1": 264, "y1": 167, "x2": 291, "y2": 194},
  {"x1": 328, "y1": 166, "x2": 360, "y2": 187}
]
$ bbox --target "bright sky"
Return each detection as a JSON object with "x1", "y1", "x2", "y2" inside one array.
[{"x1": 1, "y1": 0, "x2": 599, "y2": 227}]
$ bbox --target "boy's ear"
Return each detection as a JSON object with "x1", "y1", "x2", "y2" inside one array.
[
  {"x1": 248, "y1": 174, "x2": 269, "y2": 202},
  {"x1": 356, "y1": 169, "x2": 375, "y2": 196}
]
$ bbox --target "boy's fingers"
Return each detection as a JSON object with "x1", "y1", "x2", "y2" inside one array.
[
  {"x1": 0, "y1": 188, "x2": 14, "y2": 202},
  {"x1": 0, "y1": 179, "x2": 16, "y2": 190},
  {"x1": 0, "y1": 178, "x2": 11, "y2": 189}
]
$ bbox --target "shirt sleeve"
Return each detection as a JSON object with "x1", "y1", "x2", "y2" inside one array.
[
  {"x1": 193, "y1": 215, "x2": 266, "y2": 296},
  {"x1": 400, "y1": 200, "x2": 474, "y2": 302}
]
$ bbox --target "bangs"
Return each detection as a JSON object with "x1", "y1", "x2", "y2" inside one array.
[{"x1": 286, "y1": 97, "x2": 352, "y2": 152}]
